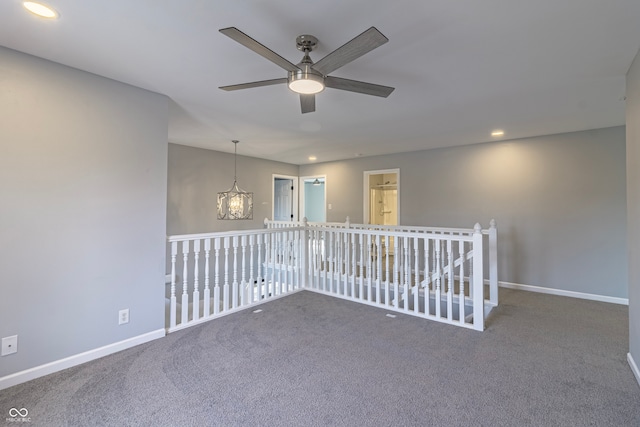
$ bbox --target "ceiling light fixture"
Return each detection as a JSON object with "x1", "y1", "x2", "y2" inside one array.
[
  {"x1": 23, "y1": 1, "x2": 58, "y2": 18},
  {"x1": 288, "y1": 68, "x2": 325, "y2": 95},
  {"x1": 217, "y1": 140, "x2": 253, "y2": 220},
  {"x1": 308, "y1": 156, "x2": 317, "y2": 161},
  {"x1": 491, "y1": 130, "x2": 505, "y2": 137}
]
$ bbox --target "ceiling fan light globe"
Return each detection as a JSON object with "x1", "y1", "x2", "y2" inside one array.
[{"x1": 288, "y1": 71, "x2": 325, "y2": 94}]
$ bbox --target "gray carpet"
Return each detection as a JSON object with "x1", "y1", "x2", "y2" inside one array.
[{"x1": 2, "y1": 289, "x2": 639, "y2": 426}]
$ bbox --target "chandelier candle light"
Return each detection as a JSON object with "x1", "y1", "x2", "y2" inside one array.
[{"x1": 217, "y1": 140, "x2": 253, "y2": 220}]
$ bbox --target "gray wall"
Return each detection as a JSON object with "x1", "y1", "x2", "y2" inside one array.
[
  {"x1": 300, "y1": 127, "x2": 627, "y2": 299},
  {"x1": 626, "y1": 48, "x2": 640, "y2": 376},
  {"x1": 0, "y1": 47, "x2": 168, "y2": 377},
  {"x1": 167, "y1": 143, "x2": 299, "y2": 235}
]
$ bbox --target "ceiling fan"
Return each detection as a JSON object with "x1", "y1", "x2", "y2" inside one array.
[{"x1": 218, "y1": 26, "x2": 395, "y2": 114}]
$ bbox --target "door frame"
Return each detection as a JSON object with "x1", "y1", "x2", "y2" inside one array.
[
  {"x1": 299, "y1": 175, "x2": 327, "y2": 222},
  {"x1": 272, "y1": 174, "x2": 299, "y2": 222},
  {"x1": 363, "y1": 168, "x2": 400, "y2": 225}
]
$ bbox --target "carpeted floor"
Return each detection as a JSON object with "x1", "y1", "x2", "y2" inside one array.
[{"x1": 2, "y1": 288, "x2": 639, "y2": 426}]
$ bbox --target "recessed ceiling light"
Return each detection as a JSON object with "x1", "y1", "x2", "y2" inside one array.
[
  {"x1": 491, "y1": 130, "x2": 505, "y2": 137},
  {"x1": 23, "y1": 1, "x2": 58, "y2": 19},
  {"x1": 308, "y1": 156, "x2": 317, "y2": 161}
]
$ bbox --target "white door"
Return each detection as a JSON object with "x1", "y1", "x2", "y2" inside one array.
[{"x1": 272, "y1": 175, "x2": 299, "y2": 221}]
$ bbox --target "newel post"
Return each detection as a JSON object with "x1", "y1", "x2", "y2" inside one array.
[
  {"x1": 489, "y1": 219, "x2": 498, "y2": 306},
  {"x1": 301, "y1": 217, "x2": 309, "y2": 288},
  {"x1": 264, "y1": 217, "x2": 269, "y2": 228},
  {"x1": 345, "y1": 216, "x2": 351, "y2": 229},
  {"x1": 472, "y1": 223, "x2": 485, "y2": 331}
]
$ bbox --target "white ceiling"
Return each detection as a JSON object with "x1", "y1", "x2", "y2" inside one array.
[{"x1": 2, "y1": 1, "x2": 639, "y2": 165}]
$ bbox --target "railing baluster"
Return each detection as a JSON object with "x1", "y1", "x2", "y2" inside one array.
[
  {"x1": 181, "y1": 241, "x2": 189, "y2": 325},
  {"x1": 270, "y1": 232, "x2": 276, "y2": 297},
  {"x1": 277, "y1": 231, "x2": 283, "y2": 295},
  {"x1": 232, "y1": 235, "x2": 239, "y2": 308},
  {"x1": 342, "y1": 232, "x2": 348, "y2": 297},
  {"x1": 459, "y1": 240, "x2": 466, "y2": 324},
  {"x1": 403, "y1": 236, "x2": 409, "y2": 312},
  {"x1": 385, "y1": 234, "x2": 390, "y2": 307},
  {"x1": 204, "y1": 239, "x2": 211, "y2": 317},
  {"x1": 335, "y1": 230, "x2": 340, "y2": 293},
  {"x1": 323, "y1": 230, "x2": 328, "y2": 292},
  {"x1": 214, "y1": 238, "x2": 220, "y2": 315},
  {"x1": 286, "y1": 231, "x2": 292, "y2": 292},
  {"x1": 257, "y1": 234, "x2": 263, "y2": 300},
  {"x1": 170, "y1": 241, "x2": 177, "y2": 329},
  {"x1": 376, "y1": 234, "x2": 382, "y2": 304},
  {"x1": 359, "y1": 233, "x2": 364, "y2": 301},
  {"x1": 393, "y1": 234, "x2": 399, "y2": 310},
  {"x1": 468, "y1": 248, "x2": 474, "y2": 300},
  {"x1": 424, "y1": 237, "x2": 430, "y2": 316},
  {"x1": 367, "y1": 233, "x2": 373, "y2": 303},
  {"x1": 223, "y1": 236, "x2": 230, "y2": 311},
  {"x1": 351, "y1": 232, "x2": 357, "y2": 298},
  {"x1": 288, "y1": 230, "x2": 294, "y2": 291},
  {"x1": 316, "y1": 229, "x2": 321, "y2": 289},
  {"x1": 329, "y1": 230, "x2": 335, "y2": 293},
  {"x1": 447, "y1": 240, "x2": 453, "y2": 321},
  {"x1": 241, "y1": 235, "x2": 247, "y2": 306},
  {"x1": 414, "y1": 237, "x2": 419, "y2": 314},
  {"x1": 249, "y1": 235, "x2": 255, "y2": 303},
  {"x1": 435, "y1": 239, "x2": 441, "y2": 318},
  {"x1": 309, "y1": 230, "x2": 315, "y2": 289},
  {"x1": 193, "y1": 239, "x2": 200, "y2": 321}
]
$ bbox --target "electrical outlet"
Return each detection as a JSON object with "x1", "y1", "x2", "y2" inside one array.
[
  {"x1": 1, "y1": 335, "x2": 18, "y2": 356},
  {"x1": 118, "y1": 309, "x2": 129, "y2": 325}
]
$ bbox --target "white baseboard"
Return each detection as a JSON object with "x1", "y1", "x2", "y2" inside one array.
[
  {"x1": 0, "y1": 329, "x2": 165, "y2": 391},
  {"x1": 629, "y1": 353, "x2": 640, "y2": 388},
  {"x1": 497, "y1": 280, "x2": 628, "y2": 305}
]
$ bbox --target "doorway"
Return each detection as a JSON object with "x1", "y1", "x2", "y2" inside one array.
[
  {"x1": 272, "y1": 174, "x2": 298, "y2": 221},
  {"x1": 300, "y1": 175, "x2": 326, "y2": 222},
  {"x1": 364, "y1": 169, "x2": 399, "y2": 226}
]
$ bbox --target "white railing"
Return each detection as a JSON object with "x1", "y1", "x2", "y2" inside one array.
[
  {"x1": 166, "y1": 227, "x2": 305, "y2": 332},
  {"x1": 266, "y1": 217, "x2": 498, "y2": 308},
  {"x1": 166, "y1": 219, "x2": 496, "y2": 333},
  {"x1": 300, "y1": 222, "x2": 487, "y2": 330}
]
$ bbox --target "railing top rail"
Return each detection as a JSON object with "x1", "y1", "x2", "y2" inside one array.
[
  {"x1": 307, "y1": 225, "x2": 477, "y2": 242},
  {"x1": 168, "y1": 226, "x2": 305, "y2": 243},
  {"x1": 347, "y1": 223, "x2": 482, "y2": 235},
  {"x1": 266, "y1": 220, "x2": 344, "y2": 227},
  {"x1": 264, "y1": 217, "x2": 495, "y2": 235}
]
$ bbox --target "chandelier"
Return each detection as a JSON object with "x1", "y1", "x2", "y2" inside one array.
[{"x1": 217, "y1": 140, "x2": 253, "y2": 220}]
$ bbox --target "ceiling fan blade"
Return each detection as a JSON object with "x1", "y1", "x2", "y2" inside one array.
[
  {"x1": 219, "y1": 78, "x2": 287, "y2": 91},
  {"x1": 311, "y1": 27, "x2": 388, "y2": 76},
  {"x1": 220, "y1": 27, "x2": 300, "y2": 73},
  {"x1": 300, "y1": 94, "x2": 316, "y2": 114},
  {"x1": 325, "y1": 76, "x2": 395, "y2": 97}
]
